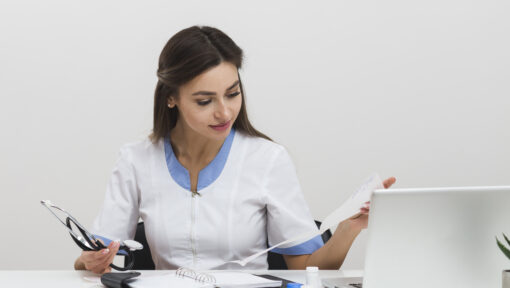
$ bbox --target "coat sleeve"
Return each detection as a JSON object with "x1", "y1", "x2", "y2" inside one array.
[
  {"x1": 264, "y1": 146, "x2": 324, "y2": 255},
  {"x1": 91, "y1": 145, "x2": 140, "y2": 245}
]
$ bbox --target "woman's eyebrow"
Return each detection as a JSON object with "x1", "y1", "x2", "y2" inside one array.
[{"x1": 191, "y1": 80, "x2": 240, "y2": 96}]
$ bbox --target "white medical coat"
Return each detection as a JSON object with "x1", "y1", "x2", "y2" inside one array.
[{"x1": 91, "y1": 130, "x2": 323, "y2": 270}]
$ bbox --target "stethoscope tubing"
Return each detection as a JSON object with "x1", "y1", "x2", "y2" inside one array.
[
  {"x1": 41, "y1": 200, "x2": 136, "y2": 271},
  {"x1": 66, "y1": 217, "x2": 135, "y2": 271}
]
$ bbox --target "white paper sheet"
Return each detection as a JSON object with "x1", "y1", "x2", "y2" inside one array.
[
  {"x1": 319, "y1": 173, "x2": 383, "y2": 234},
  {"x1": 128, "y1": 271, "x2": 281, "y2": 288},
  {"x1": 228, "y1": 173, "x2": 384, "y2": 267},
  {"x1": 127, "y1": 272, "x2": 211, "y2": 288}
]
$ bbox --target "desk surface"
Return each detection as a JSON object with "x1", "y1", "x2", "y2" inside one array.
[{"x1": 0, "y1": 269, "x2": 363, "y2": 287}]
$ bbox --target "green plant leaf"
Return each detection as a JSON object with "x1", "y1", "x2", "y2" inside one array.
[
  {"x1": 497, "y1": 237, "x2": 510, "y2": 261},
  {"x1": 504, "y1": 233, "x2": 510, "y2": 247}
]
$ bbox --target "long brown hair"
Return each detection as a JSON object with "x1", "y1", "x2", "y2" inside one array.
[{"x1": 150, "y1": 25, "x2": 271, "y2": 143}]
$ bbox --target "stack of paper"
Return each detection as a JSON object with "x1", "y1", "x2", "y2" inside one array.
[{"x1": 127, "y1": 271, "x2": 281, "y2": 288}]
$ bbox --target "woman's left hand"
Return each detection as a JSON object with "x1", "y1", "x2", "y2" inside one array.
[{"x1": 347, "y1": 177, "x2": 396, "y2": 231}]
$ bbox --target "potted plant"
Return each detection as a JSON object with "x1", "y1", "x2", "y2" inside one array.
[{"x1": 497, "y1": 234, "x2": 510, "y2": 288}]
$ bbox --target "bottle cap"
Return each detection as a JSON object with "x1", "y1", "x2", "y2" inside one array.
[{"x1": 306, "y1": 266, "x2": 319, "y2": 272}]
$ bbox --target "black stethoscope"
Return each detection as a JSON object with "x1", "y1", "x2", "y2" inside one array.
[{"x1": 41, "y1": 200, "x2": 143, "y2": 271}]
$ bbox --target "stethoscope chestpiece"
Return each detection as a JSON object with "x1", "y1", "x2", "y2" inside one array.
[{"x1": 123, "y1": 239, "x2": 144, "y2": 251}]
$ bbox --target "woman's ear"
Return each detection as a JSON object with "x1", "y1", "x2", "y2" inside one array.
[{"x1": 167, "y1": 96, "x2": 176, "y2": 108}]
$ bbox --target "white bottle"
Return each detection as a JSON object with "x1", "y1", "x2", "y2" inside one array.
[{"x1": 305, "y1": 266, "x2": 322, "y2": 288}]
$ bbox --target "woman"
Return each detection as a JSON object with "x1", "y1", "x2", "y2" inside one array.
[{"x1": 74, "y1": 25, "x2": 396, "y2": 274}]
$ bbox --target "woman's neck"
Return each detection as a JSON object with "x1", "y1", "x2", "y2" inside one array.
[{"x1": 169, "y1": 122, "x2": 225, "y2": 168}]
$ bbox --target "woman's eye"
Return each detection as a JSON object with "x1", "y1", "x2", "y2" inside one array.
[
  {"x1": 228, "y1": 91, "x2": 241, "y2": 98},
  {"x1": 197, "y1": 99, "x2": 212, "y2": 106}
]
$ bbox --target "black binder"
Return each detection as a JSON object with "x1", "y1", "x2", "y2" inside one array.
[{"x1": 101, "y1": 272, "x2": 141, "y2": 288}]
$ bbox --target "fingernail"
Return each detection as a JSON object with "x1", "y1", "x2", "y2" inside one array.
[{"x1": 102, "y1": 249, "x2": 109, "y2": 255}]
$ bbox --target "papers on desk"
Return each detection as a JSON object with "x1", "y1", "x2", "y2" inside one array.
[
  {"x1": 228, "y1": 173, "x2": 384, "y2": 267},
  {"x1": 127, "y1": 271, "x2": 281, "y2": 288},
  {"x1": 211, "y1": 272, "x2": 281, "y2": 288}
]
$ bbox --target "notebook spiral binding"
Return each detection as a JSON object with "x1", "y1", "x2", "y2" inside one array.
[{"x1": 176, "y1": 267, "x2": 217, "y2": 284}]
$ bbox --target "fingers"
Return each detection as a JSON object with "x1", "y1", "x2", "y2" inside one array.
[
  {"x1": 94, "y1": 241, "x2": 119, "y2": 274},
  {"x1": 356, "y1": 177, "x2": 395, "y2": 217},
  {"x1": 93, "y1": 247, "x2": 111, "y2": 262},
  {"x1": 102, "y1": 266, "x2": 112, "y2": 274},
  {"x1": 82, "y1": 251, "x2": 107, "y2": 274},
  {"x1": 383, "y1": 177, "x2": 396, "y2": 189},
  {"x1": 350, "y1": 212, "x2": 363, "y2": 220},
  {"x1": 351, "y1": 203, "x2": 370, "y2": 219},
  {"x1": 103, "y1": 241, "x2": 120, "y2": 270},
  {"x1": 94, "y1": 238, "x2": 106, "y2": 248},
  {"x1": 82, "y1": 241, "x2": 120, "y2": 274},
  {"x1": 84, "y1": 252, "x2": 109, "y2": 274}
]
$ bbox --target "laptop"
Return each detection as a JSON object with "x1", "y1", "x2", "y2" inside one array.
[{"x1": 322, "y1": 186, "x2": 510, "y2": 288}]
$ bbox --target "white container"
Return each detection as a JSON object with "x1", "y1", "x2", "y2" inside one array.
[
  {"x1": 306, "y1": 266, "x2": 322, "y2": 288},
  {"x1": 503, "y1": 270, "x2": 510, "y2": 288}
]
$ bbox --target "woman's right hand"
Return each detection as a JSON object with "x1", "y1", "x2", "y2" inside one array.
[{"x1": 76, "y1": 240, "x2": 120, "y2": 274}]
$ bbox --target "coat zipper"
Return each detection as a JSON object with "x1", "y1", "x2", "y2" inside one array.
[{"x1": 190, "y1": 190, "x2": 201, "y2": 267}]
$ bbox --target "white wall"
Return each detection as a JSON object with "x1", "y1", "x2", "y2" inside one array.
[{"x1": 1, "y1": 0, "x2": 509, "y2": 270}]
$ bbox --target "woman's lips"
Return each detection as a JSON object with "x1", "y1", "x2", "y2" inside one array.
[{"x1": 209, "y1": 120, "x2": 231, "y2": 131}]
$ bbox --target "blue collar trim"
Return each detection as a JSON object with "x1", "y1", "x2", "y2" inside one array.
[{"x1": 164, "y1": 129, "x2": 236, "y2": 192}]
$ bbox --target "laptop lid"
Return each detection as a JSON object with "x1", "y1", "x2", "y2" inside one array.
[{"x1": 363, "y1": 186, "x2": 510, "y2": 288}]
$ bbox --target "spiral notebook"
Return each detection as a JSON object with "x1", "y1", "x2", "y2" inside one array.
[{"x1": 127, "y1": 268, "x2": 282, "y2": 288}]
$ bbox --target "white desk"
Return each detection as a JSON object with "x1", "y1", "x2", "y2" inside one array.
[{"x1": 0, "y1": 269, "x2": 363, "y2": 287}]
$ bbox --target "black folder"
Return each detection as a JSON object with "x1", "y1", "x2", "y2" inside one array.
[{"x1": 101, "y1": 272, "x2": 141, "y2": 288}]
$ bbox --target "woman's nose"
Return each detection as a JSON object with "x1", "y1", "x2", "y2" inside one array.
[{"x1": 214, "y1": 101, "x2": 230, "y2": 120}]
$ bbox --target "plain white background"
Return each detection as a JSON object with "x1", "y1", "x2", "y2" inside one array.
[{"x1": 1, "y1": 0, "x2": 509, "y2": 270}]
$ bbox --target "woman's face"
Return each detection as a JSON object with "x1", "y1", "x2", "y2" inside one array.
[{"x1": 168, "y1": 62, "x2": 242, "y2": 141}]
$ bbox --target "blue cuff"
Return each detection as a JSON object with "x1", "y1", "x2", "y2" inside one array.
[
  {"x1": 93, "y1": 234, "x2": 129, "y2": 256},
  {"x1": 270, "y1": 235, "x2": 324, "y2": 255}
]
